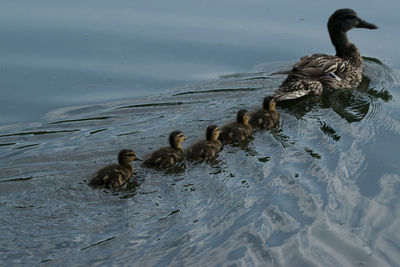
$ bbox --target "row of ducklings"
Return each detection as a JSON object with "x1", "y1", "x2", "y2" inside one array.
[
  {"x1": 88, "y1": 8, "x2": 379, "y2": 188},
  {"x1": 88, "y1": 96, "x2": 279, "y2": 188}
]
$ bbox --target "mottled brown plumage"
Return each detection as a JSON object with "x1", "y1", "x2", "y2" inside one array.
[
  {"x1": 88, "y1": 149, "x2": 139, "y2": 188},
  {"x1": 143, "y1": 131, "x2": 185, "y2": 169},
  {"x1": 249, "y1": 96, "x2": 279, "y2": 130},
  {"x1": 272, "y1": 9, "x2": 378, "y2": 101},
  {"x1": 186, "y1": 124, "x2": 223, "y2": 162},
  {"x1": 219, "y1": 110, "x2": 253, "y2": 144}
]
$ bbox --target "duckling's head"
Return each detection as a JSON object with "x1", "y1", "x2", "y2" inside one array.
[
  {"x1": 237, "y1": 109, "x2": 249, "y2": 124},
  {"x1": 262, "y1": 96, "x2": 276, "y2": 111},
  {"x1": 206, "y1": 124, "x2": 220, "y2": 141},
  {"x1": 328, "y1": 9, "x2": 378, "y2": 34},
  {"x1": 169, "y1": 131, "x2": 185, "y2": 148},
  {"x1": 118, "y1": 149, "x2": 139, "y2": 165}
]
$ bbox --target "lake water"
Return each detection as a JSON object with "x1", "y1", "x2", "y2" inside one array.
[{"x1": 1, "y1": 0, "x2": 400, "y2": 266}]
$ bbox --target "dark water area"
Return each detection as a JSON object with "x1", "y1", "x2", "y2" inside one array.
[{"x1": 1, "y1": 0, "x2": 400, "y2": 266}]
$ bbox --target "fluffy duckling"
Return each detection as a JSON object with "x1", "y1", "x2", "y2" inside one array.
[
  {"x1": 272, "y1": 9, "x2": 378, "y2": 101},
  {"x1": 219, "y1": 109, "x2": 253, "y2": 144},
  {"x1": 249, "y1": 96, "x2": 279, "y2": 129},
  {"x1": 88, "y1": 149, "x2": 139, "y2": 188},
  {"x1": 186, "y1": 124, "x2": 223, "y2": 162},
  {"x1": 143, "y1": 131, "x2": 185, "y2": 169}
]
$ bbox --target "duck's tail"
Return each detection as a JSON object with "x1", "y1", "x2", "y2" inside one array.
[{"x1": 271, "y1": 79, "x2": 323, "y2": 101}]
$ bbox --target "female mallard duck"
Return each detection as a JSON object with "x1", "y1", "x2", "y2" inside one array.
[
  {"x1": 219, "y1": 109, "x2": 253, "y2": 144},
  {"x1": 186, "y1": 124, "x2": 223, "y2": 162},
  {"x1": 272, "y1": 9, "x2": 378, "y2": 101},
  {"x1": 249, "y1": 96, "x2": 279, "y2": 129},
  {"x1": 88, "y1": 149, "x2": 139, "y2": 188},
  {"x1": 143, "y1": 131, "x2": 185, "y2": 169}
]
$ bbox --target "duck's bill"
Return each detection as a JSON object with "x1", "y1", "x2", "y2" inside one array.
[
  {"x1": 357, "y1": 19, "x2": 378, "y2": 29},
  {"x1": 135, "y1": 158, "x2": 143, "y2": 161}
]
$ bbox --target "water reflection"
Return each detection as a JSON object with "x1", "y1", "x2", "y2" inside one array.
[
  {"x1": 324, "y1": 78, "x2": 372, "y2": 123},
  {"x1": 278, "y1": 75, "x2": 393, "y2": 125}
]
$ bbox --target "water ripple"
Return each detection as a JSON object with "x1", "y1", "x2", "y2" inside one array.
[{"x1": 1, "y1": 60, "x2": 399, "y2": 266}]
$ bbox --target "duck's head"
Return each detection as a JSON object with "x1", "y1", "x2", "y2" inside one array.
[
  {"x1": 169, "y1": 131, "x2": 185, "y2": 148},
  {"x1": 328, "y1": 9, "x2": 378, "y2": 34},
  {"x1": 206, "y1": 124, "x2": 220, "y2": 141},
  {"x1": 237, "y1": 109, "x2": 250, "y2": 125},
  {"x1": 118, "y1": 149, "x2": 140, "y2": 165},
  {"x1": 262, "y1": 96, "x2": 276, "y2": 111}
]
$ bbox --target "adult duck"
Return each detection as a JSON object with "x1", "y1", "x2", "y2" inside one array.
[{"x1": 272, "y1": 9, "x2": 378, "y2": 101}]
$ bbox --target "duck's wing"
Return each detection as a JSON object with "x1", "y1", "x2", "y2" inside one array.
[
  {"x1": 144, "y1": 147, "x2": 184, "y2": 168},
  {"x1": 144, "y1": 148, "x2": 166, "y2": 167},
  {"x1": 292, "y1": 54, "x2": 344, "y2": 79},
  {"x1": 239, "y1": 124, "x2": 253, "y2": 137},
  {"x1": 108, "y1": 167, "x2": 133, "y2": 187},
  {"x1": 89, "y1": 164, "x2": 121, "y2": 187},
  {"x1": 186, "y1": 141, "x2": 207, "y2": 161},
  {"x1": 219, "y1": 123, "x2": 240, "y2": 143},
  {"x1": 272, "y1": 54, "x2": 345, "y2": 101},
  {"x1": 272, "y1": 54, "x2": 343, "y2": 78}
]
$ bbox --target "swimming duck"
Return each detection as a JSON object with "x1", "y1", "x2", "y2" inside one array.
[
  {"x1": 249, "y1": 96, "x2": 279, "y2": 129},
  {"x1": 88, "y1": 149, "x2": 139, "y2": 188},
  {"x1": 143, "y1": 131, "x2": 185, "y2": 169},
  {"x1": 219, "y1": 109, "x2": 253, "y2": 144},
  {"x1": 186, "y1": 124, "x2": 223, "y2": 162},
  {"x1": 272, "y1": 9, "x2": 378, "y2": 101}
]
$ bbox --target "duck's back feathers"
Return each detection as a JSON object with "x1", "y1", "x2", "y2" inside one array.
[
  {"x1": 293, "y1": 54, "x2": 342, "y2": 77},
  {"x1": 186, "y1": 140, "x2": 222, "y2": 162},
  {"x1": 219, "y1": 122, "x2": 252, "y2": 144},
  {"x1": 273, "y1": 77, "x2": 323, "y2": 101},
  {"x1": 143, "y1": 147, "x2": 184, "y2": 169},
  {"x1": 249, "y1": 109, "x2": 279, "y2": 129},
  {"x1": 272, "y1": 51, "x2": 363, "y2": 100},
  {"x1": 89, "y1": 164, "x2": 133, "y2": 188}
]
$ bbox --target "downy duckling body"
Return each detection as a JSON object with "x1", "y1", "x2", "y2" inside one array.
[
  {"x1": 219, "y1": 110, "x2": 253, "y2": 144},
  {"x1": 143, "y1": 131, "x2": 185, "y2": 169},
  {"x1": 186, "y1": 124, "x2": 223, "y2": 162},
  {"x1": 88, "y1": 149, "x2": 139, "y2": 188},
  {"x1": 249, "y1": 96, "x2": 279, "y2": 129},
  {"x1": 272, "y1": 9, "x2": 378, "y2": 101}
]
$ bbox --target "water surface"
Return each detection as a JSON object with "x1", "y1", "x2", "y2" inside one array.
[
  {"x1": 1, "y1": 0, "x2": 400, "y2": 266},
  {"x1": 1, "y1": 0, "x2": 399, "y2": 124}
]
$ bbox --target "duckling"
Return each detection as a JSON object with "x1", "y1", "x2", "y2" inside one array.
[
  {"x1": 186, "y1": 124, "x2": 223, "y2": 162},
  {"x1": 88, "y1": 149, "x2": 139, "y2": 188},
  {"x1": 272, "y1": 9, "x2": 378, "y2": 101},
  {"x1": 219, "y1": 109, "x2": 253, "y2": 144},
  {"x1": 249, "y1": 96, "x2": 279, "y2": 129},
  {"x1": 143, "y1": 131, "x2": 185, "y2": 169}
]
